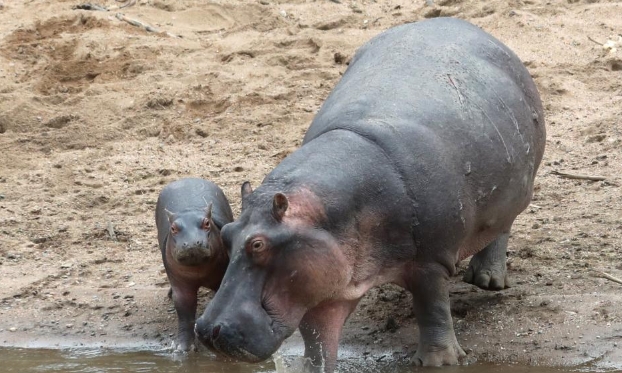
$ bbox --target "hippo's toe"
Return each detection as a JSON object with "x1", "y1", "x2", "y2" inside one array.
[
  {"x1": 412, "y1": 340, "x2": 467, "y2": 366},
  {"x1": 463, "y1": 233, "x2": 511, "y2": 290},
  {"x1": 463, "y1": 266, "x2": 508, "y2": 290}
]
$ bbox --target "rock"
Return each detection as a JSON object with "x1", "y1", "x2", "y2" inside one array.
[
  {"x1": 586, "y1": 134, "x2": 606, "y2": 143},
  {"x1": 423, "y1": 7, "x2": 442, "y2": 18},
  {"x1": 9, "y1": 327, "x2": 16, "y2": 332},
  {"x1": 334, "y1": 52, "x2": 347, "y2": 64}
]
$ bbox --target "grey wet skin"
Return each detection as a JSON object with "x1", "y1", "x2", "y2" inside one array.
[
  {"x1": 155, "y1": 178, "x2": 233, "y2": 352},
  {"x1": 196, "y1": 17, "x2": 545, "y2": 372}
]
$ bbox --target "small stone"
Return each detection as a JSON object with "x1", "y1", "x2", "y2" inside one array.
[
  {"x1": 66, "y1": 324, "x2": 73, "y2": 329},
  {"x1": 0, "y1": 194, "x2": 4, "y2": 200},
  {"x1": 279, "y1": 10, "x2": 287, "y2": 17},
  {"x1": 126, "y1": 282, "x2": 136, "y2": 288},
  {"x1": 195, "y1": 128, "x2": 209, "y2": 138},
  {"x1": 334, "y1": 52, "x2": 347, "y2": 64},
  {"x1": 586, "y1": 134, "x2": 606, "y2": 143},
  {"x1": 9, "y1": 327, "x2": 17, "y2": 332},
  {"x1": 234, "y1": 166, "x2": 244, "y2": 172}
]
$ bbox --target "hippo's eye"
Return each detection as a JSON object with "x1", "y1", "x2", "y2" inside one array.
[
  {"x1": 201, "y1": 218, "x2": 211, "y2": 231},
  {"x1": 250, "y1": 239, "x2": 266, "y2": 253},
  {"x1": 170, "y1": 223, "x2": 180, "y2": 235}
]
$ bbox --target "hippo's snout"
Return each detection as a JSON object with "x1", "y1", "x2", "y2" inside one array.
[
  {"x1": 172, "y1": 243, "x2": 212, "y2": 266},
  {"x1": 195, "y1": 319, "x2": 265, "y2": 363}
]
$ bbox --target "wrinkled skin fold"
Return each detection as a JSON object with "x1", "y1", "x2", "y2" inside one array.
[{"x1": 196, "y1": 17, "x2": 545, "y2": 372}]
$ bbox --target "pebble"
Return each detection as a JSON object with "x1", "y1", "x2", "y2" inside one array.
[
  {"x1": 279, "y1": 10, "x2": 287, "y2": 17},
  {"x1": 9, "y1": 327, "x2": 16, "y2": 332},
  {"x1": 66, "y1": 324, "x2": 73, "y2": 329}
]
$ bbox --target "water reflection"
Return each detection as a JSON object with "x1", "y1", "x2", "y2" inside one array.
[{"x1": 0, "y1": 347, "x2": 595, "y2": 373}]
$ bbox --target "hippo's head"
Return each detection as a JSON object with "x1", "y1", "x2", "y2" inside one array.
[
  {"x1": 195, "y1": 182, "x2": 351, "y2": 362},
  {"x1": 166, "y1": 203, "x2": 224, "y2": 266}
]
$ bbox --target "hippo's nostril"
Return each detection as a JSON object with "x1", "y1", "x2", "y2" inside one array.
[{"x1": 212, "y1": 325, "x2": 221, "y2": 340}]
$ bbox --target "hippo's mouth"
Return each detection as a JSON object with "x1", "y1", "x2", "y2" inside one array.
[
  {"x1": 173, "y1": 246, "x2": 212, "y2": 266},
  {"x1": 195, "y1": 323, "x2": 268, "y2": 363}
]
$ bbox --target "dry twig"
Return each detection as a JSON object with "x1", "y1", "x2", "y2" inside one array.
[
  {"x1": 115, "y1": 13, "x2": 181, "y2": 38},
  {"x1": 551, "y1": 170, "x2": 606, "y2": 182},
  {"x1": 587, "y1": 36, "x2": 603, "y2": 46},
  {"x1": 73, "y1": 3, "x2": 109, "y2": 11},
  {"x1": 593, "y1": 271, "x2": 622, "y2": 286}
]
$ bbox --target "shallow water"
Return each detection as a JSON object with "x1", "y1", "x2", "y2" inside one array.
[{"x1": 0, "y1": 347, "x2": 602, "y2": 373}]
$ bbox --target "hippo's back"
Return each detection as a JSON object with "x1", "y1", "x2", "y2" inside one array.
[
  {"x1": 304, "y1": 17, "x2": 544, "y2": 179},
  {"x1": 301, "y1": 18, "x2": 545, "y2": 256}
]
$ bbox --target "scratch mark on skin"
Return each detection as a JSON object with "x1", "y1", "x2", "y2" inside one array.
[
  {"x1": 471, "y1": 100, "x2": 512, "y2": 163},
  {"x1": 491, "y1": 88, "x2": 524, "y2": 143},
  {"x1": 447, "y1": 74, "x2": 465, "y2": 110}
]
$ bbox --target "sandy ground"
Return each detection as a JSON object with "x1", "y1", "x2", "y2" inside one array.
[{"x1": 0, "y1": 0, "x2": 621, "y2": 370}]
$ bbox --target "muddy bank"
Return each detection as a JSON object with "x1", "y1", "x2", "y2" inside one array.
[{"x1": 0, "y1": 0, "x2": 621, "y2": 371}]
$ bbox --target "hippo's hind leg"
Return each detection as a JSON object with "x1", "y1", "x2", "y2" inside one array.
[
  {"x1": 463, "y1": 232, "x2": 510, "y2": 290},
  {"x1": 406, "y1": 262, "x2": 466, "y2": 366}
]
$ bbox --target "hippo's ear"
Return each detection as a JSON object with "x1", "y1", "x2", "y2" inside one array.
[
  {"x1": 164, "y1": 208, "x2": 176, "y2": 224},
  {"x1": 241, "y1": 181, "x2": 253, "y2": 198},
  {"x1": 204, "y1": 202, "x2": 213, "y2": 219},
  {"x1": 241, "y1": 181, "x2": 253, "y2": 210},
  {"x1": 272, "y1": 193, "x2": 289, "y2": 221}
]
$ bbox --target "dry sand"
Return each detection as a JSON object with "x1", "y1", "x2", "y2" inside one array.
[{"x1": 0, "y1": 0, "x2": 621, "y2": 370}]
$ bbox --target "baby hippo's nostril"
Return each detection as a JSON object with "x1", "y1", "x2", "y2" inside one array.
[{"x1": 212, "y1": 325, "x2": 221, "y2": 340}]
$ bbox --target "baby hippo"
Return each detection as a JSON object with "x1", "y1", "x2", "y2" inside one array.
[{"x1": 155, "y1": 178, "x2": 233, "y2": 352}]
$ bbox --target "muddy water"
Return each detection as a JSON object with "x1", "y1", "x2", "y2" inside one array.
[{"x1": 0, "y1": 347, "x2": 589, "y2": 373}]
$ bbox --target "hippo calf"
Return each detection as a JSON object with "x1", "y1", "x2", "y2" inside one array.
[
  {"x1": 155, "y1": 178, "x2": 233, "y2": 352},
  {"x1": 195, "y1": 17, "x2": 545, "y2": 371}
]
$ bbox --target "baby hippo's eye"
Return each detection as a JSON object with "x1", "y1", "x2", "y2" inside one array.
[
  {"x1": 202, "y1": 218, "x2": 211, "y2": 231},
  {"x1": 170, "y1": 223, "x2": 180, "y2": 235}
]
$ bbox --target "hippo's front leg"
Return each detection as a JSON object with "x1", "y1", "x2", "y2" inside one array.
[
  {"x1": 406, "y1": 263, "x2": 466, "y2": 366},
  {"x1": 171, "y1": 285, "x2": 199, "y2": 352},
  {"x1": 299, "y1": 300, "x2": 360, "y2": 373}
]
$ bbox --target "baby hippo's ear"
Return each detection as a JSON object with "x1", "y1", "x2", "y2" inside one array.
[
  {"x1": 272, "y1": 192, "x2": 289, "y2": 221},
  {"x1": 205, "y1": 202, "x2": 213, "y2": 220},
  {"x1": 165, "y1": 208, "x2": 176, "y2": 225}
]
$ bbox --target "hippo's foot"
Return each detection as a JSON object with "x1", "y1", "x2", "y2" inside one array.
[
  {"x1": 463, "y1": 233, "x2": 510, "y2": 290},
  {"x1": 171, "y1": 339, "x2": 197, "y2": 353},
  {"x1": 413, "y1": 340, "x2": 466, "y2": 366}
]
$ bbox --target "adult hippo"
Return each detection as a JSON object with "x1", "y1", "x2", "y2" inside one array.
[{"x1": 195, "y1": 17, "x2": 545, "y2": 372}]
